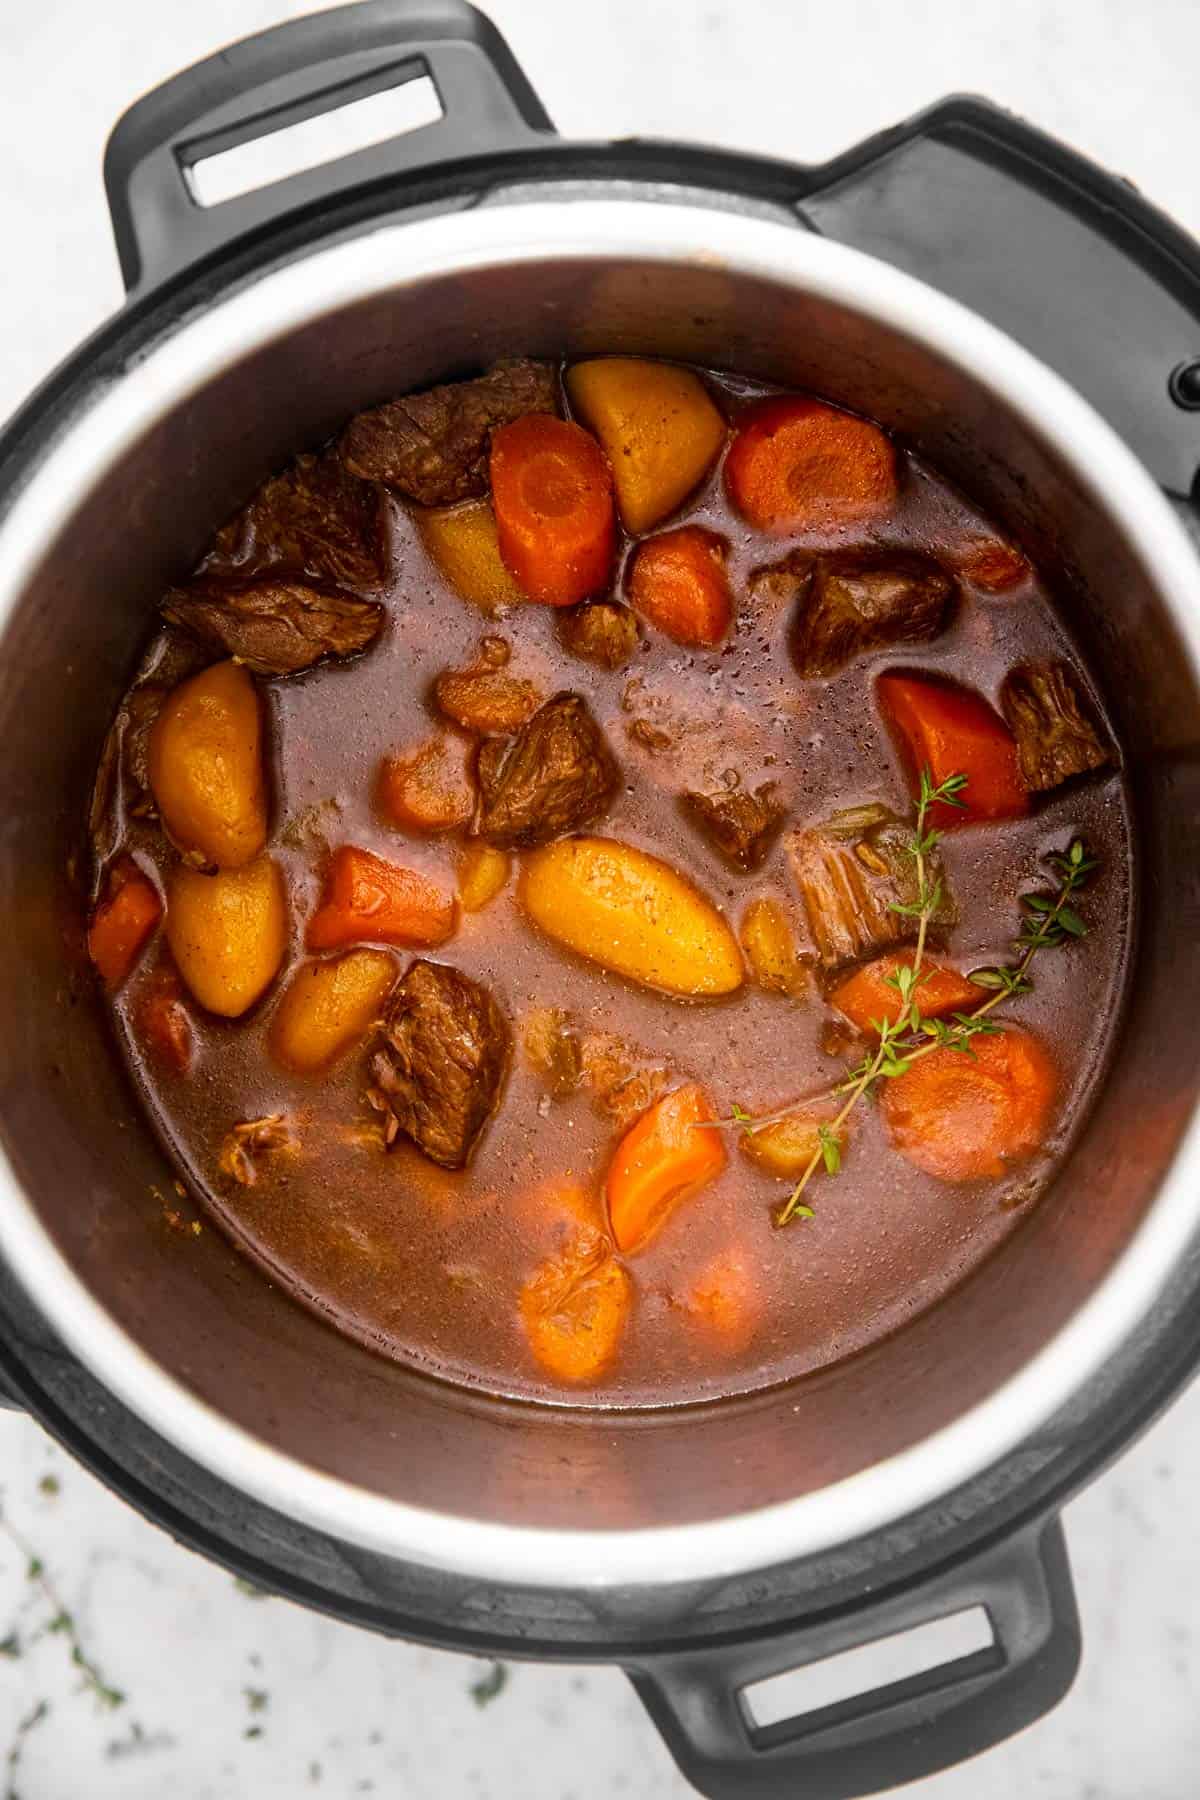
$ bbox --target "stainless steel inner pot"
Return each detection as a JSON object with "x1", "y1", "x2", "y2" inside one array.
[{"x1": 2, "y1": 200, "x2": 1200, "y2": 1591}]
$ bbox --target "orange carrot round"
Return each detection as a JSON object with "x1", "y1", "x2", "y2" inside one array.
[
  {"x1": 881, "y1": 1027, "x2": 1056, "y2": 1182},
  {"x1": 876, "y1": 671, "x2": 1028, "y2": 827},
  {"x1": 520, "y1": 1227, "x2": 632, "y2": 1384},
  {"x1": 830, "y1": 952, "x2": 984, "y2": 1034},
  {"x1": 627, "y1": 525, "x2": 732, "y2": 647},
  {"x1": 490, "y1": 414, "x2": 615, "y2": 606},
  {"x1": 725, "y1": 395, "x2": 897, "y2": 533},
  {"x1": 606, "y1": 1082, "x2": 726, "y2": 1253},
  {"x1": 306, "y1": 845, "x2": 456, "y2": 951},
  {"x1": 87, "y1": 858, "x2": 162, "y2": 989},
  {"x1": 377, "y1": 736, "x2": 474, "y2": 834}
]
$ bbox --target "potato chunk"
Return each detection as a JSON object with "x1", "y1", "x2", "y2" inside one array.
[
  {"x1": 416, "y1": 499, "x2": 524, "y2": 614},
  {"x1": 167, "y1": 858, "x2": 287, "y2": 1017},
  {"x1": 565, "y1": 359, "x2": 726, "y2": 532},
  {"x1": 740, "y1": 897, "x2": 808, "y2": 996},
  {"x1": 519, "y1": 835, "x2": 743, "y2": 998},
  {"x1": 740, "y1": 1103, "x2": 847, "y2": 1179},
  {"x1": 270, "y1": 949, "x2": 398, "y2": 1073},
  {"x1": 457, "y1": 842, "x2": 511, "y2": 912},
  {"x1": 147, "y1": 659, "x2": 267, "y2": 869}
]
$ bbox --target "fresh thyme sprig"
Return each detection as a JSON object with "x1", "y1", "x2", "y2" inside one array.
[
  {"x1": 772, "y1": 768, "x2": 968, "y2": 1224},
  {"x1": 773, "y1": 830, "x2": 1096, "y2": 1225}
]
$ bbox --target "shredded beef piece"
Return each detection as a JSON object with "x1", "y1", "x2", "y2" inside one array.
[
  {"x1": 557, "y1": 601, "x2": 640, "y2": 670},
  {"x1": 1000, "y1": 659, "x2": 1113, "y2": 792},
  {"x1": 788, "y1": 804, "x2": 955, "y2": 969},
  {"x1": 368, "y1": 961, "x2": 509, "y2": 1170},
  {"x1": 203, "y1": 449, "x2": 387, "y2": 591},
  {"x1": 682, "y1": 776, "x2": 785, "y2": 871},
  {"x1": 162, "y1": 577, "x2": 384, "y2": 677},
  {"x1": 476, "y1": 693, "x2": 618, "y2": 848},
  {"x1": 341, "y1": 360, "x2": 559, "y2": 506}
]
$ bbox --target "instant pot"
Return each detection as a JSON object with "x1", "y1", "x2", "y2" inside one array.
[{"x1": 2, "y1": 4, "x2": 1200, "y2": 1794}]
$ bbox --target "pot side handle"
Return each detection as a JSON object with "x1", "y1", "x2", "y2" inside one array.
[
  {"x1": 102, "y1": 0, "x2": 554, "y2": 295},
  {"x1": 798, "y1": 95, "x2": 1200, "y2": 499},
  {"x1": 626, "y1": 1516, "x2": 1080, "y2": 1800}
]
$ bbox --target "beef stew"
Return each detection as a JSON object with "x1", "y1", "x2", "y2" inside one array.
[{"x1": 86, "y1": 355, "x2": 1129, "y2": 1407}]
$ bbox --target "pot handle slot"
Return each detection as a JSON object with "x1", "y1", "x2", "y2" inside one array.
[
  {"x1": 103, "y1": 0, "x2": 554, "y2": 294},
  {"x1": 627, "y1": 1515, "x2": 1079, "y2": 1800},
  {"x1": 798, "y1": 95, "x2": 1200, "y2": 498}
]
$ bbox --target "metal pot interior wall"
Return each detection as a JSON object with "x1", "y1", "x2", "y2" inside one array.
[{"x1": 1, "y1": 249, "x2": 1198, "y2": 1535}]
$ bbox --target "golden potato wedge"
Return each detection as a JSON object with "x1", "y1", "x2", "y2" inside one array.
[
  {"x1": 269, "y1": 949, "x2": 398, "y2": 1073},
  {"x1": 167, "y1": 857, "x2": 287, "y2": 1018},
  {"x1": 565, "y1": 359, "x2": 726, "y2": 533},
  {"x1": 148, "y1": 659, "x2": 267, "y2": 869},
  {"x1": 518, "y1": 835, "x2": 743, "y2": 998},
  {"x1": 416, "y1": 499, "x2": 524, "y2": 614},
  {"x1": 741, "y1": 1104, "x2": 847, "y2": 1179},
  {"x1": 740, "y1": 897, "x2": 808, "y2": 997},
  {"x1": 458, "y1": 842, "x2": 511, "y2": 912}
]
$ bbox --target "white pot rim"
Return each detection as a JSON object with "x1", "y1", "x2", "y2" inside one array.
[{"x1": 2, "y1": 198, "x2": 1198, "y2": 1591}]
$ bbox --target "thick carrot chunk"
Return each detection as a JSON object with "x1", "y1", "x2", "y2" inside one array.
[
  {"x1": 876, "y1": 671, "x2": 1028, "y2": 827},
  {"x1": 306, "y1": 846, "x2": 456, "y2": 951},
  {"x1": 830, "y1": 951, "x2": 985, "y2": 1034},
  {"x1": 725, "y1": 396, "x2": 897, "y2": 534},
  {"x1": 520, "y1": 1226, "x2": 632, "y2": 1384},
  {"x1": 606, "y1": 1082, "x2": 726, "y2": 1253},
  {"x1": 627, "y1": 526, "x2": 732, "y2": 647},
  {"x1": 490, "y1": 414, "x2": 615, "y2": 606},
  {"x1": 377, "y1": 735, "x2": 474, "y2": 834},
  {"x1": 87, "y1": 858, "x2": 162, "y2": 989},
  {"x1": 881, "y1": 1027, "x2": 1056, "y2": 1182},
  {"x1": 682, "y1": 1245, "x2": 761, "y2": 1352}
]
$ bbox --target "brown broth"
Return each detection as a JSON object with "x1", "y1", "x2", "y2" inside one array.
[{"x1": 101, "y1": 367, "x2": 1133, "y2": 1408}]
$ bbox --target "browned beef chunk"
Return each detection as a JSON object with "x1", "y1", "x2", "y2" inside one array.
[
  {"x1": 1000, "y1": 660, "x2": 1113, "y2": 792},
  {"x1": 476, "y1": 693, "x2": 618, "y2": 848},
  {"x1": 557, "y1": 600, "x2": 640, "y2": 670},
  {"x1": 788, "y1": 803, "x2": 956, "y2": 968},
  {"x1": 777, "y1": 554, "x2": 954, "y2": 677},
  {"x1": 682, "y1": 777, "x2": 784, "y2": 871},
  {"x1": 203, "y1": 450, "x2": 386, "y2": 590},
  {"x1": 340, "y1": 360, "x2": 559, "y2": 506},
  {"x1": 368, "y1": 961, "x2": 509, "y2": 1170},
  {"x1": 162, "y1": 577, "x2": 385, "y2": 677}
]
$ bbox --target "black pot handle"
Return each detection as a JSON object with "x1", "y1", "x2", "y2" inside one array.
[
  {"x1": 627, "y1": 1516, "x2": 1079, "y2": 1800},
  {"x1": 103, "y1": 0, "x2": 554, "y2": 295},
  {"x1": 798, "y1": 95, "x2": 1200, "y2": 498}
]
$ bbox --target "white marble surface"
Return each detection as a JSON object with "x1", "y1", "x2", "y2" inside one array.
[{"x1": 2, "y1": 1, "x2": 1200, "y2": 1794}]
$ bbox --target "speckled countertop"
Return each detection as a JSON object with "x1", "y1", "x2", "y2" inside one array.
[{"x1": 2, "y1": 2, "x2": 1200, "y2": 1795}]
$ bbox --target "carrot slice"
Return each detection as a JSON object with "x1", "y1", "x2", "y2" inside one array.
[
  {"x1": 830, "y1": 951, "x2": 984, "y2": 1034},
  {"x1": 520, "y1": 1226, "x2": 632, "y2": 1384},
  {"x1": 490, "y1": 414, "x2": 615, "y2": 606},
  {"x1": 627, "y1": 526, "x2": 732, "y2": 647},
  {"x1": 376, "y1": 736, "x2": 475, "y2": 834},
  {"x1": 87, "y1": 858, "x2": 162, "y2": 989},
  {"x1": 306, "y1": 846, "x2": 456, "y2": 951},
  {"x1": 881, "y1": 1027, "x2": 1056, "y2": 1182},
  {"x1": 682, "y1": 1245, "x2": 761, "y2": 1352},
  {"x1": 725, "y1": 396, "x2": 897, "y2": 533},
  {"x1": 606, "y1": 1082, "x2": 726, "y2": 1253},
  {"x1": 876, "y1": 671, "x2": 1028, "y2": 827}
]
